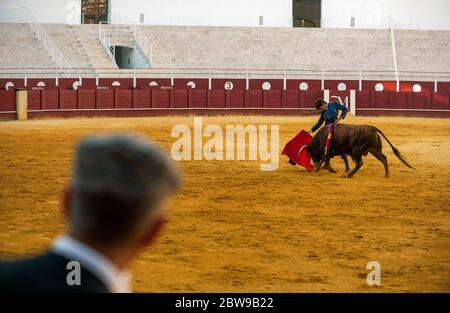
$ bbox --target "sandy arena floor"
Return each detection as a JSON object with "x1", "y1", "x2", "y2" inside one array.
[{"x1": 0, "y1": 115, "x2": 449, "y2": 292}]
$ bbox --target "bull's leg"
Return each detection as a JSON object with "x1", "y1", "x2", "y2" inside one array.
[
  {"x1": 322, "y1": 156, "x2": 337, "y2": 173},
  {"x1": 341, "y1": 155, "x2": 350, "y2": 175},
  {"x1": 347, "y1": 154, "x2": 363, "y2": 178},
  {"x1": 369, "y1": 149, "x2": 390, "y2": 178}
]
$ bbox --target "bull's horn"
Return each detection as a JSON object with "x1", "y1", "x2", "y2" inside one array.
[{"x1": 296, "y1": 144, "x2": 309, "y2": 158}]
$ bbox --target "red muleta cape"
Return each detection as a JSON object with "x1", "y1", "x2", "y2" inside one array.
[{"x1": 281, "y1": 130, "x2": 314, "y2": 171}]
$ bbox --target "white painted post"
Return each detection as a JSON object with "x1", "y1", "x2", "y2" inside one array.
[
  {"x1": 350, "y1": 89, "x2": 356, "y2": 116},
  {"x1": 321, "y1": 70, "x2": 325, "y2": 90},
  {"x1": 323, "y1": 89, "x2": 330, "y2": 102},
  {"x1": 358, "y1": 70, "x2": 362, "y2": 91},
  {"x1": 246, "y1": 69, "x2": 249, "y2": 90},
  {"x1": 171, "y1": 70, "x2": 174, "y2": 87},
  {"x1": 283, "y1": 69, "x2": 286, "y2": 90},
  {"x1": 208, "y1": 70, "x2": 212, "y2": 90},
  {"x1": 24, "y1": 69, "x2": 27, "y2": 87},
  {"x1": 133, "y1": 68, "x2": 136, "y2": 88},
  {"x1": 79, "y1": 76, "x2": 82, "y2": 86},
  {"x1": 434, "y1": 72, "x2": 438, "y2": 93}
]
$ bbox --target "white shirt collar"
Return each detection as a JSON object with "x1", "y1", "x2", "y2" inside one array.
[{"x1": 52, "y1": 235, "x2": 132, "y2": 293}]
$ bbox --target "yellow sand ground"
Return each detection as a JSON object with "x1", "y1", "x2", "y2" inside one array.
[{"x1": 0, "y1": 115, "x2": 449, "y2": 292}]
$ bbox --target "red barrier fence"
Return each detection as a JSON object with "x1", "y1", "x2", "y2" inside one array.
[{"x1": 1, "y1": 87, "x2": 450, "y2": 119}]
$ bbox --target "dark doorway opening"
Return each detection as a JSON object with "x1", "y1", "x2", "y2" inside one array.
[
  {"x1": 293, "y1": 0, "x2": 321, "y2": 28},
  {"x1": 81, "y1": 0, "x2": 109, "y2": 24}
]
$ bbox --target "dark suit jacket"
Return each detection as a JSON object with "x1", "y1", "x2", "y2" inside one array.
[{"x1": 0, "y1": 252, "x2": 109, "y2": 293}]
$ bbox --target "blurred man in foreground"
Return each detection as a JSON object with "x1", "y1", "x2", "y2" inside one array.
[{"x1": 0, "y1": 134, "x2": 180, "y2": 293}]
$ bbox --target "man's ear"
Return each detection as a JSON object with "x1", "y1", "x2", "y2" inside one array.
[{"x1": 62, "y1": 186, "x2": 73, "y2": 223}]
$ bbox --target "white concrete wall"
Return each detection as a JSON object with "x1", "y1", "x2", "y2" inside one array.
[
  {"x1": 110, "y1": 0, "x2": 292, "y2": 27},
  {"x1": 322, "y1": 0, "x2": 450, "y2": 30},
  {"x1": 0, "y1": 0, "x2": 81, "y2": 24}
]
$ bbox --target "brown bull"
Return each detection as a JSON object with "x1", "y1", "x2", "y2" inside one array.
[{"x1": 306, "y1": 124, "x2": 415, "y2": 178}]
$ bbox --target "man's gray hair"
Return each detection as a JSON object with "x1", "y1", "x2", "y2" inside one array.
[{"x1": 70, "y1": 133, "x2": 180, "y2": 245}]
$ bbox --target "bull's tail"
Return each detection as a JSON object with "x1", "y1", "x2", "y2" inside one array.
[{"x1": 373, "y1": 127, "x2": 416, "y2": 170}]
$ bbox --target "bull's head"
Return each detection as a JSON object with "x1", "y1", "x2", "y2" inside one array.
[{"x1": 307, "y1": 144, "x2": 324, "y2": 170}]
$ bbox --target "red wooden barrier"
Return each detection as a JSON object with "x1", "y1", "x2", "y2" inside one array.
[
  {"x1": 96, "y1": 90, "x2": 114, "y2": 109},
  {"x1": 174, "y1": 79, "x2": 208, "y2": 89},
  {"x1": 212, "y1": 79, "x2": 246, "y2": 90},
  {"x1": 28, "y1": 90, "x2": 42, "y2": 110},
  {"x1": 133, "y1": 89, "x2": 151, "y2": 108},
  {"x1": 208, "y1": 90, "x2": 226, "y2": 108},
  {"x1": 324, "y1": 80, "x2": 358, "y2": 91},
  {"x1": 190, "y1": 89, "x2": 207, "y2": 108},
  {"x1": 172, "y1": 89, "x2": 188, "y2": 108},
  {"x1": 42, "y1": 90, "x2": 59, "y2": 110},
  {"x1": 0, "y1": 90, "x2": 16, "y2": 111},
  {"x1": 60, "y1": 90, "x2": 78, "y2": 109},
  {"x1": 264, "y1": 90, "x2": 282, "y2": 108},
  {"x1": 228, "y1": 90, "x2": 245, "y2": 108},
  {"x1": 249, "y1": 79, "x2": 283, "y2": 90},
  {"x1": 247, "y1": 90, "x2": 263, "y2": 107},
  {"x1": 152, "y1": 89, "x2": 170, "y2": 108},
  {"x1": 78, "y1": 90, "x2": 96, "y2": 109}
]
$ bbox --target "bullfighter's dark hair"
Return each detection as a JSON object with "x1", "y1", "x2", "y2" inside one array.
[{"x1": 315, "y1": 98, "x2": 327, "y2": 109}]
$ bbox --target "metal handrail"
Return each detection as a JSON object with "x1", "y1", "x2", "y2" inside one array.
[
  {"x1": 133, "y1": 24, "x2": 152, "y2": 66},
  {"x1": 5, "y1": 6, "x2": 72, "y2": 69},
  {"x1": 99, "y1": 22, "x2": 116, "y2": 62},
  {"x1": 1, "y1": 68, "x2": 449, "y2": 85}
]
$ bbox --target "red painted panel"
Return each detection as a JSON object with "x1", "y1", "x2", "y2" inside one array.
[
  {"x1": 115, "y1": 90, "x2": 133, "y2": 109},
  {"x1": 172, "y1": 89, "x2": 188, "y2": 108},
  {"x1": 286, "y1": 80, "x2": 321, "y2": 91},
  {"x1": 60, "y1": 90, "x2": 77, "y2": 109},
  {"x1": 249, "y1": 79, "x2": 283, "y2": 90},
  {"x1": 133, "y1": 89, "x2": 151, "y2": 108},
  {"x1": 27, "y1": 79, "x2": 56, "y2": 90},
  {"x1": 212, "y1": 79, "x2": 246, "y2": 90},
  {"x1": 431, "y1": 93, "x2": 450, "y2": 110},
  {"x1": 324, "y1": 80, "x2": 358, "y2": 91},
  {"x1": 59, "y1": 78, "x2": 80, "y2": 90},
  {"x1": 411, "y1": 93, "x2": 430, "y2": 109},
  {"x1": 42, "y1": 90, "x2": 59, "y2": 110},
  {"x1": 136, "y1": 79, "x2": 172, "y2": 89},
  {"x1": 79, "y1": 78, "x2": 97, "y2": 89},
  {"x1": 208, "y1": 90, "x2": 226, "y2": 108},
  {"x1": 0, "y1": 79, "x2": 25, "y2": 90},
  {"x1": 264, "y1": 90, "x2": 282, "y2": 108},
  {"x1": 99, "y1": 78, "x2": 133, "y2": 89},
  {"x1": 302, "y1": 90, "x2": 323, "y2": 108},
  {"x1": 174, "y1": 79, "x2": 208, "y2": 89},
  {"x1": 437, "y1": 82, "x2": 450, "y2": 93},
  {"x1": 355, "y1": 91, "x2": 370, "y2": 108},
  {"x1": 97, "y1": 90, "x2": 114, "y2": 109},
  {"x1": 247, "y1": 90, "x2": 263, "y2": 108},
  {"x1": 284, "y1": 90, "x2": 300, "y2": 108},
  {"x1": 401, "y1": 81, "x2": 434, "y2": 93},
  {"x1": 27, "y1": 90, "x2": 42, "y2": 110},
  {"x1": 190, "y1": 89, "x2": 207, "y2": 108},
  {"x1": 78, "y1": 90, "x2": 96, "y2": 109},
  {"x1": 228, "y1": 90, "x2": 245, "y2": 108},
  {"x1": 393, "y1": 92, "x2": 408, "y2": 109},
  {"x1": 0, "y1": 90, "x2": 16, "y2": 111},
  {"x1": 373, "y1": 92, "x2": 390, "y2": 108},
  {"x1": 152, "y1": 89, "x2": 170, "y2": 108},
  {"x1": 363, "y1": 80, "x2": 397, "y2": 92}
]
